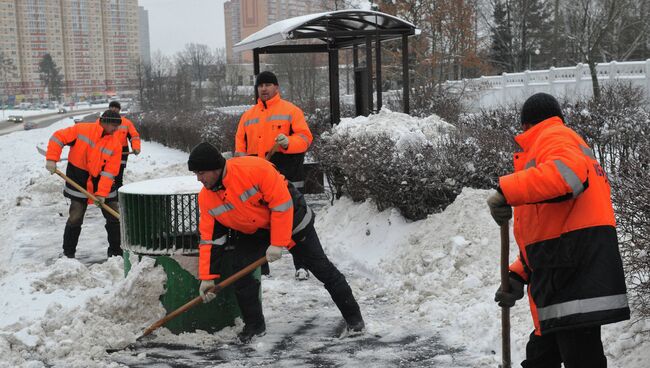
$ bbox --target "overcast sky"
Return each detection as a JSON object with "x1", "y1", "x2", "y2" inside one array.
[{"x1": 138, "y1": 0, "x2": 226, "y2": 56}]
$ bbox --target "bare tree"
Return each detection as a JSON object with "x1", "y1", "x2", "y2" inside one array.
[
  {"x1": 563, "y1": 0, "x2": 622, "y2": 101},
  {"x1": 176, "y1": 43, "x2": 216, "y2": 108}
]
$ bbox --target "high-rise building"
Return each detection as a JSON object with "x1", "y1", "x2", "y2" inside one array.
[
  {"x1": 138, "y1": 5, "x2": 150, "y2": 66},
  {"x1": 224, "y1": 0, "x2": 327, "y2": 64},
  {"x1": 0, "y1": 0, "x2": 142, "y2": 102}
]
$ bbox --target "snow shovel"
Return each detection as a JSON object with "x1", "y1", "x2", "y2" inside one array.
[
  {"x1": 107, "y1": 255, "x2": 268, "y2": 353},
  {"x1": 499, "y1": 222, "x2": 511, "y2": 368},
  {"x1": 53, "y1": 168, "x2": 121, "y2": 220}
]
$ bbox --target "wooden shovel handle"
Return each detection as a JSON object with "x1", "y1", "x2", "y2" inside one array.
[
  {"x1": 500, "y1": 222, "x2": 511, "y2": 368},
  {"x1": 265, "y1": 143, "x2": 280, "y2": 161},
  {"x1": 54, "y1": 169, "x2": 120, "y2": 220},
  {"x1": 139, "y1": 256, "x2": 268, "y2": 339}
]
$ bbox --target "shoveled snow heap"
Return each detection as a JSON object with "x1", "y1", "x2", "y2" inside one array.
[
  {"x1": 0, "y1": 114, "x2": 648, "y2": 367},
  {"x1": 0, "y1": 256, "x2": 166, "y2": 368},
  {"x1": 327, "y1": 108, "x2": 455, "y2": 150}
]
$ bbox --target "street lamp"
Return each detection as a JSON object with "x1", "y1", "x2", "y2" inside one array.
[{"x1": 529, "y1": 48, "x2": 540, "y2": 70}]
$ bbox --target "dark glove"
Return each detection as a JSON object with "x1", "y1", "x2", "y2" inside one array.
[
  {"x1": 495, "y1": 276, "x2": 525, "y2": 308},
  {"x1": 487, "y1": 190, "x2": 512, "y2": 226}
]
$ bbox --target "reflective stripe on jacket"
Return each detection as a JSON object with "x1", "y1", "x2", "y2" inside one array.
[
  {"x1": 499, "y1": 116, "x2": 629, "y2": 335},
  {"x1": 109, "y1": 117, "x2": 141, "y2": 150},
  {"x1": 197, "y1": 156, "x2": 296, "y2": 280},
  {"x1": 234, "y1": 93, "x2": 312, "y2": 159},
  {"x1": 46, "y1": 122, "x2": 122, "y2": 197}
]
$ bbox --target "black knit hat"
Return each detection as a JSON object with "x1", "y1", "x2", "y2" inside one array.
[
  {"x1": 188, "y1": 142, "x2": 226, "y2": 172},
  {"x1": 520, "y1": 92, "x2": 564, "y2": 126},
  {"x1": 109, "y1": 101, "x2": 121, "y2": 109},
  {"x1": 255, "y1": 71, "x2": 278, "y2": 87},
  {"x1": 100, "y1": 110, "x2": 122, "y2": 125}
]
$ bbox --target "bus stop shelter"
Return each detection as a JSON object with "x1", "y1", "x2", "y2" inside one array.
[{"x1": 232, "y1": 10, "x2": 419, "y2": 125}]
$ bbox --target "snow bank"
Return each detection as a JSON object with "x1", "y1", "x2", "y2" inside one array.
[
  {"x1": 0, "y1": 256, "x2": 166, "y2": 367},
  {"x1": 317, "y1": 188, "x2": 650, "y2": 367},
  {"x1": 328, "y1": 108, "x2": 455, "y2": 150}
]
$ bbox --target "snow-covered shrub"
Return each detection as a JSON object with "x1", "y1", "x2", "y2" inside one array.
[
  {"x1": 132, "y1": 110, "x2": 238, "y2": 153},
  {"x1": 313, "y1": 108, "x2": 505, "y2": 220},
  {"x1": 564, "y1": 83, "x2": 650, "y2": 175},
  {"x1": 612, "y1": 134, "x2": 650, "y2": 317}
]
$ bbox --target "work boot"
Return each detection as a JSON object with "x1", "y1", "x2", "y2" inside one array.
[
  {"x1": 295, "y1": 268, "x2": 310, "y2": 281},
  {"x1": 237, "y1": 321, "x2": 266, "y2": 343},
  {"x1": 62, "y1": 225, "x2": 82, "y2": 258},
  {"x1": 346, "y1": 316, "x2": 365, "y2": 334}
]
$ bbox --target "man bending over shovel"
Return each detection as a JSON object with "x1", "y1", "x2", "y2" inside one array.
[{"x1": 188, "y1": 142, "x2": 365, "y2": 343}]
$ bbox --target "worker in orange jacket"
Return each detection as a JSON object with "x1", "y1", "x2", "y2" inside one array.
[
  {"x1": 45, "y1": 110, "x2": 124, "y2": 258},
  {"x1": 108, "y1": 101, "x2": 141, "y2": 189},
  {"x1": 235, "y1": 71, "x2": 314, "y2": 280},
  {"x1": 189, "y1": 142, "x2": 364, "y2": 343},
  {"x1": 486, "y1": 93, "x2": 629, "y2": 368}
]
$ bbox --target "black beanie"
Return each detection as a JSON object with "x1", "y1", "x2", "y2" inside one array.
[
  {"x1": 520, "y1": 92, "x2": 564, "y2": 126},
  {"x1": 255, "y1": 71, "x2": 278, "y2": 87},
  {"x1": 100, "y1": 110, "x2": 122, "y2": 125},
  {"x1": 188, "y1": 142, "x2": 226, "y2": 172},
  {"x1": 109, "y1": 101, "x2": 121, "y2": 109}
]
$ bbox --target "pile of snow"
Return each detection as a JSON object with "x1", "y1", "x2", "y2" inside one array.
[
  {"x1": 328, "y1": 108, "x2": 455, "y2": 151},
  {"x1": 0, "y1": 257, "x2": 166, "y2": 367},
  {"x1": 0, "y1": 114, "x2": 647, "y2": 367}
]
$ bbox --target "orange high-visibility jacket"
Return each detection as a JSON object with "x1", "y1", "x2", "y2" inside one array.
[
  {"x1": 499, "y1": 116, "x2": 629, "y2": 335},
  {"x1": 46, "y1": 122, "x2": 122, "y2": 198},
  {"x1": 234, "y1": 93, "x2": 312, "y2": 158},
  {"x1": 197, "y1": 156, "x2": 294, "y2": 280},
  {"x1": 111, "y1": 116, "x2": 141, "y2": 151}
]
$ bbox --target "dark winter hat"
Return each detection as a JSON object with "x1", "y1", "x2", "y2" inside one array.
[
  {"x1": 255, "y1": 71, "x2": 278, "y2": 87},
  {"x1": 188, "y1": 142, "x2": 226, "y2": 172},
  {"x1": 100, "y1": 110, "x2": 122, "y2": 125},
  {"x1": 520, "y1": 92, "x2": 564, "y2": 126},
  {"x1": 109, "y1": 101, "x2": 121, "y2": 109}
]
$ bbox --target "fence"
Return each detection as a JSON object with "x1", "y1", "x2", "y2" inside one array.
[{"x1": 445, "y1": 60, "x2": 650, "y2": 110}]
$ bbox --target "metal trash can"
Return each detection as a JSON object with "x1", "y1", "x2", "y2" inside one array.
[{"x1": 119, "y1": 176, "x2": 249, "y2": 334}]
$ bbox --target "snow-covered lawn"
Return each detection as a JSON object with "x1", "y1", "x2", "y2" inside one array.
[{"x1": 0, "y1": 116, "x2": 648, "y2": 367}]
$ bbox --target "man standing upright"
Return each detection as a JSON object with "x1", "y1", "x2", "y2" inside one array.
[
  {"x1": 486, "y1": 93, "x2": 629, "y2": 368},
  {"x1": 108, "y1": 101, "x2": 141, "y2": 189},
  {"x1": 235, "y1": 71, "x2": 313, "y2": 280},
  {"x1": 45, "y1": 110, "x2": 124, "y2": 258}
]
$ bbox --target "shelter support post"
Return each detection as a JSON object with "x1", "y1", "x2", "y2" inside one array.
[
  {"x1": 365, "y1": 36, "x2": 374, "y2": 113},
  {"x1": 376, "y1": 38, "x2": 382, "y2": 111},
  {"x1": 402, "y1": 34, "x2": 410, "y2": 114},
  {"x1": 253, "y1": 49, "x2": 260, "y2": 102},
  {"x1": 328, "y1": 49, "x2": 340, "y2": 125}
]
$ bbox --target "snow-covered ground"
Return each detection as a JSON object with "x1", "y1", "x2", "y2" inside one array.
[{"x1": 0, "y1": 115, "x2": 648, "y2": 367}]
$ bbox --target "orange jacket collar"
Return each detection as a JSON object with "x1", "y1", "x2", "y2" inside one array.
[
  {"x1": 515, "y1": 116, "x2": 564, "y2": 150},
  {"x1": 256, "y1": 92, "x2": 282, "y2": 108}
]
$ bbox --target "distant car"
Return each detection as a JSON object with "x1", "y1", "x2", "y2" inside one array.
[
  {"x1": 73, "y1": 118, "x2": 81, "y2": 123},
  {"x1": 8, "y1": 115, "x2": 23, "y2": 123},
  {"x1": 23, "y1": 121, "x2": 37, "y2": 130},
  {"x1": 58, "y1": 107, "x2": 67, "y2": 114}
]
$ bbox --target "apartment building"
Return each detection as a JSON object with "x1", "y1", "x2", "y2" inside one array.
[
  {"x1": 224, "y1": 0, "x2": 327, "y2": 64},
  {"x1": 0, "y1": 0, "x2": 144, "y2": 102}
]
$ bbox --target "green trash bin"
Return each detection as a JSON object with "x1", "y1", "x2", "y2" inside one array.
[{"x1": 119, "y1": 176, "x2": 257, "y2": 334}]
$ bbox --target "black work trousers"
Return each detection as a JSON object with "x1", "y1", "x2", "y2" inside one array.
[
  {"x1": 522, "y1": 326, "x2": 606, "y2": 368},
  {"x1": 229, "y1": 224, "x2": 362, "y2": 328},
  {"x1": 63, "y1": 199, "x2": 121, "y2": 257},
  {"x1": 114, "y1": 146, "x2": 129, "y2": 189}
]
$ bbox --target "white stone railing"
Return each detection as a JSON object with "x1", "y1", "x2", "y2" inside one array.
[{"x1": 445, "y1": 60, "x2": 650, "y2": 110}]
